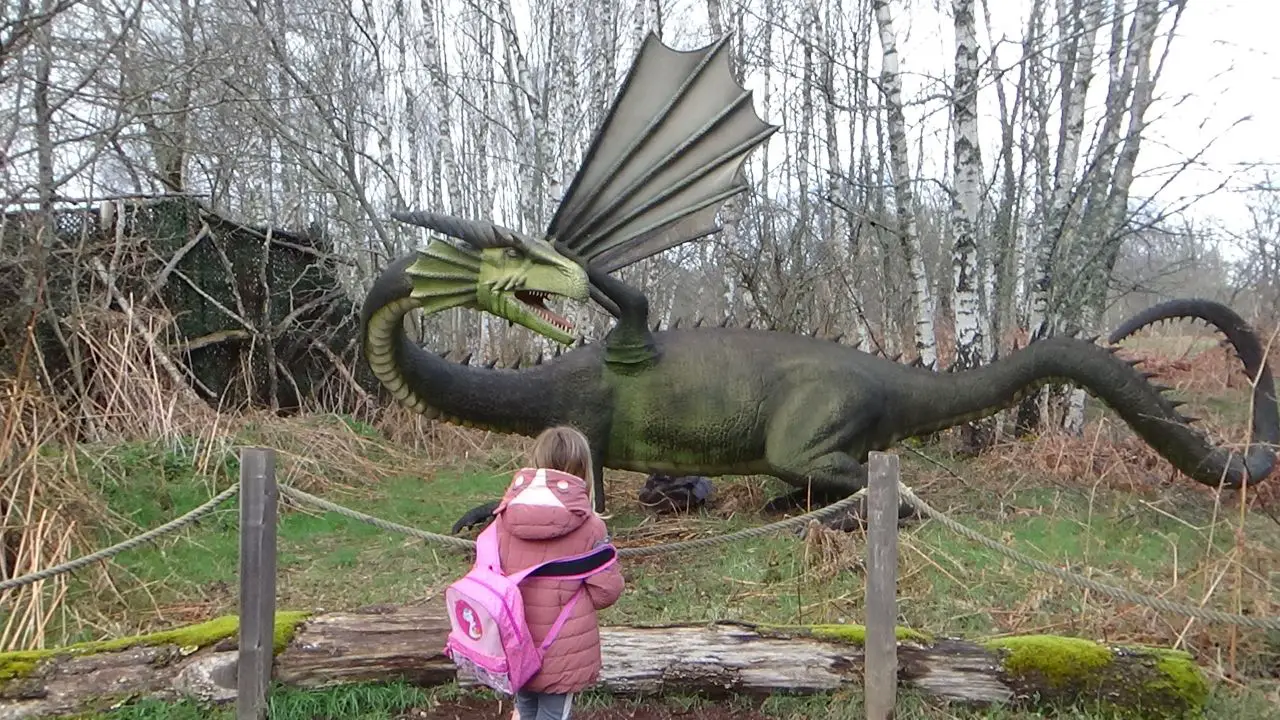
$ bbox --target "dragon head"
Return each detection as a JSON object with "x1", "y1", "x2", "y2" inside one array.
[{"x1": 392, "y1": 211, "x2": 588, "y2": 345}]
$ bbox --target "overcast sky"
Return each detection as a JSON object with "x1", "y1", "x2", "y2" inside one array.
[
  {"x1": 1089, "y1": 0, "x2": 1279, "y2": 233},
  {"x1": 883, "y1": 0, "x2": 1279, "y2": 237},
  {"x1": 570, "y1": 0, "x2": 1280, "y2": 239}
]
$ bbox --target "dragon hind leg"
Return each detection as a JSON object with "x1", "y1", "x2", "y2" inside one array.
[
  {"x1": 764, "y1": 451, "x2": 917, "y2": 532},
  {"x1": 638, "y1": 474, "x2": 714, "y2": 514}
]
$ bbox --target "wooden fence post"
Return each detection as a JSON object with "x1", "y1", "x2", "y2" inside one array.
[
  {"x1": 238, "y1": 447, "x2": 278, "y2": 720},
  {"x1": 864, "y1": 451, "x2": 900, "y2": 720}
]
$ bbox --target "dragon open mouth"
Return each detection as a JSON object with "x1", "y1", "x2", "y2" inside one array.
[{"x1": 515, "y1": 290, "x2": 573, "y2": 333}]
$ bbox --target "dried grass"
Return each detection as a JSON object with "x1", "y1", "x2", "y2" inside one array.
[
  {"x1": 802, "y1": 520, "x2": 864, "y2": 582},
  {"x1": 1, "y1": 318, "x2": 113, "y2": 650},
  {"x1": 67, "y1": 306, "x2": 217, "y2": 442}
]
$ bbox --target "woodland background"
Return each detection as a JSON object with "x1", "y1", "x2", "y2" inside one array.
[
  {"x1": 2, "y1": 1, "x2": 1280, "y2": 708},
  {"x1": 3, "y1": 0, "x2": 1279, "y2": 433}
]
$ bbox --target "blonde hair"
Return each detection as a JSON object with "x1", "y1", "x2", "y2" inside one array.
[{"x1": 529, "y1": 425, "x2": 608, "y2": 518}]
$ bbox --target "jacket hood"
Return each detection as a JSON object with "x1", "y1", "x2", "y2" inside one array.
[{"x1": 494, "y1": 467, "x2": 592, "y2": 540}]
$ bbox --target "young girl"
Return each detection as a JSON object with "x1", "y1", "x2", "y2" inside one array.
[{"x1": 495, "y1": 426, "x2": 624, "y2": 720}]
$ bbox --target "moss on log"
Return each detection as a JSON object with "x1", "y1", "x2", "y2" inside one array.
[{"x1": 0, "y1": 605, "x2": 1206, "y2": 719}]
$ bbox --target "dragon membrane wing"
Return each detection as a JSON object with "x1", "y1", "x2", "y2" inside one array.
[{"x1": 547, "y1": 32, "x2": 776, "y2": 273}]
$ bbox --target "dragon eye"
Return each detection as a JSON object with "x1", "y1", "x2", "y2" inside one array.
[{"x1": 504, "y1": 248, "x2": 520, "y2": 259}]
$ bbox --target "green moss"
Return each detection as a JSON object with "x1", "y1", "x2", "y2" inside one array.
[
  {"x1": 758, "y1": 622, "x2": 932, "y2": 645},
  {"x1": 981, "y1": 635, "x2": 1209, "y2": 718},
  {"x1": 0, "y1": 658, "x2": 40, "y2": 682},
  {"x1": 1148, "y1": 648, "x2": 1210, "y2": 714},
  {"x1": 982, "y1": 634, "x2": 1114, "y2": 687},
  {"x1": 809, "y1": 623, "x2": 932, "y2": 644},
  {"x1": 0, "y1": 611, "x2": 310, "y2": 684},
  {"x1": 271, "y1": 610, "x2": 310, "y2": 653}
]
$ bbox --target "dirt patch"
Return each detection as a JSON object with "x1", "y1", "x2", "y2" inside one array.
[{"x1": 398, "y1": 696, "x2": 776, "y2": 720}]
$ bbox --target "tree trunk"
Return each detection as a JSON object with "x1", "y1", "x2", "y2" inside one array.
[
  {"x1": 949, "y1": 0, "x2": 994, "y2": 454},
  {"x1": 873, "y1": 0, "x2": 938, "y2": 369},
  {"x1": 0, "y1": 606, "x2": 1206, "y2": 719},
  {"x1": 1016, "y1": 0, "x2": 1102, "y2": 435}
]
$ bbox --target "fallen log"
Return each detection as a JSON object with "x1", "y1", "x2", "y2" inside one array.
[{"x1": 0, "y1": 604, "x2": 1207, "y2": 719}]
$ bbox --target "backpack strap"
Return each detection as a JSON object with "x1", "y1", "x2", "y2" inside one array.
[
  {"x1": 473, "y1": 521, "x2": 502, "y2": 570},
  {"x1": 539, "y1": 586, "x2": 587, "y2": 652},
  {"x1": 478, "y1": 517, "x2": 618, "y2": 583},
  {"x1": 516, "y1": 544, "x2": 618, "y2": 652},
  {"x1": 506, "y1": 543, "x2": 618, "y2": 585}
]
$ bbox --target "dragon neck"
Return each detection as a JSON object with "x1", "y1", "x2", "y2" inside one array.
[
  {"x1": 361, "y1": 252, "x2": 570, "y2": 437},
  {"x1": 585, "y1": 264, "x2": 658, "y2": 370},
  {"x1": 886, "y1": 336, "x2": 1269, "y2": 489}
]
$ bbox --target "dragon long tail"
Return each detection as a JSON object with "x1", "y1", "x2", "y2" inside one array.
[
  {"x1": 894, "y1": 300, "x2": 1275, "y2": 489},
  {"x1": 1108, "y1": 298, "x2": 1278, "y2": 484}
]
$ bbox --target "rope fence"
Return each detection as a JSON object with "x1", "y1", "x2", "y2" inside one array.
[
  {"x1": 5, "y1": 446, "x2": 1280, "y2": 719},
  {"x1": 0, "y1": 482, "x2": 241, "y2": 593},
  {"x1": 275, "y1": 484, "x2": 871, "y2": 558},
  {"x1": 277, "y1": 478, "x2": 1280, "y2": 630},
  {"x1": 894, "y1": 485, "x2": 1280, "y2": 631},
  {"x1": 4, "y1": 452, "x2": 1277, "y2": 629}
]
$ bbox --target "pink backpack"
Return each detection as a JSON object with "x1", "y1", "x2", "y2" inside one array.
[{"x1": 443, "y1": 520, "x2": 618, "y2": 695}]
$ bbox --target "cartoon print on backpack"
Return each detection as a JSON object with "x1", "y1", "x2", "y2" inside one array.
[{"x1": 456, "y1": 600, "x2": 483, "y2": 640}]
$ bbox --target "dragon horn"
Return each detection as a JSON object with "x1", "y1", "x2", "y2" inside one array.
[{"x1": 391, "y1": 211, "x2": 524, "y2": 250}]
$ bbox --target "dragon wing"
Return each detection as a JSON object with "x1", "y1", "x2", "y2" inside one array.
[{"x1": 546, "y1": 32, "x2": 776, "y2": 273}]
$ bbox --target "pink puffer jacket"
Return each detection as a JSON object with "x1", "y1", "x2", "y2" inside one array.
[{"x1": 493, "y1": 467, "x2": 625, "y2": 694}]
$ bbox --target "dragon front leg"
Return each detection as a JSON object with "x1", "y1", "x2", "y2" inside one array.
[{"x1": 452, "y1": 500, "x2": 500, "y2": 535}]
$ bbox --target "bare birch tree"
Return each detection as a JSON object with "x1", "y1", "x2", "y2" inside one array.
[
  {"x1": 873, "y1": 0, "x2": 937, "y2": 368},
  {"x1": 949, "y1": 0, "x2": 992, "y2": 451}
]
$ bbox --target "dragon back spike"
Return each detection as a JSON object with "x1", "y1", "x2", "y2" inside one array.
[{"x1": 391, "y1": 211, "x2": 525, "y2": 250}]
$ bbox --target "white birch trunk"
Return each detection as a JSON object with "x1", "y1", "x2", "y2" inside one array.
[
  {"x1": 1062, "y1": 0, "x2": 1167, "y2": 432},
  {"x1": 1019, "y1": 0, "x2": 1102, "y2": 432},
  {"x1": 950, "y1": 0, "x2": 992, "y2": 449},
  {"x1": 874, "y1": 0, "x2": 937, "y2": 368},
  {"x1": 419, "y1": 0, "x2": 463, "y2": 214},
  {"x1": 705, "y1": 0, "x2": 747, "y2": 322}
]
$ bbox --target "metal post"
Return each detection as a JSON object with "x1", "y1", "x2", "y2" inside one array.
[
  {"x1": 237, "y1": 447, "x2": 278, "y2": 720},
  {"x1": 864, "y1": 451, "x2": 900, "y2": 720}
]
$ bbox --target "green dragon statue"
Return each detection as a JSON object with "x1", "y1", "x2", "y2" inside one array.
[{"x1": 360, "y1": 34, "x2": 1278, "y2": 532}]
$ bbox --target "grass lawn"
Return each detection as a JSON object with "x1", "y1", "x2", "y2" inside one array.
[{"x1": 4, "y1": 355, "x2": 1279, "y2": 718}]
